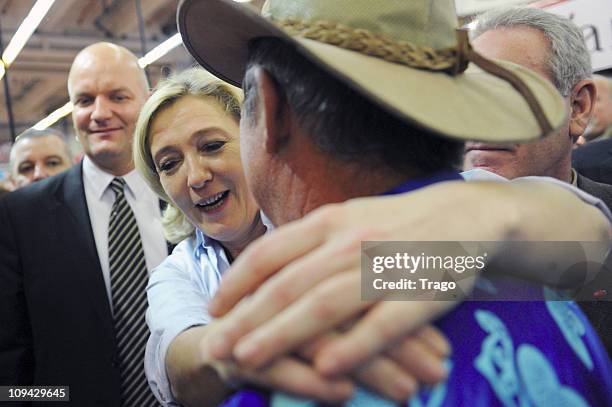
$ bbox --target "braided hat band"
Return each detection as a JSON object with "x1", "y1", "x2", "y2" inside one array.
[
  {"x1": 276, "y1": 19, "x2": 467, "y2": 74},
  {"x1": 276, "y1": 19, "x2": 552, "y2": 135}
]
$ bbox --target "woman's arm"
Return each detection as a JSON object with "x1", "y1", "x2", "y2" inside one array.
[{"x1": 166, "y1": 325, "x2": 233, "y2": 407}]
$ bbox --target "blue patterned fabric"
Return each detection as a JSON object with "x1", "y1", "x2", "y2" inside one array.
[
  {"x1": 221, "y1": 286, "x2": 612, "y2": 406},
  {"x1": 220, "y1": 175, "x2": 612, "y2": 407}
]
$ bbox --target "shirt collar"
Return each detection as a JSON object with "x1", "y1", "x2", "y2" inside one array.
[
  {"x1": 83, "y1": 156, "x2": 147, "y2": 199},
  {"x1": 382, "y1": 170, "x2": 463, "y2": 196}
]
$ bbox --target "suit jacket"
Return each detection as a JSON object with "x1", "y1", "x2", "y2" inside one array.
[
  {"x1": 574, "y1": 172, "x2": 612, "y2": 357},
  {"x1": 576, "y1": 172, "x2": 612, "y2": 211},
  {"x1": 0, "y1": 163, "x2": 166, "y2": 406},
  {"x1": 573, "y1": 138, "x2": 612, "y2": 185}
]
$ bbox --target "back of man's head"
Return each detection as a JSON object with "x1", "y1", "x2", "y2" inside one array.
[
  {"x1": 241, "y1": 37, "x2": 464, "y2": 224},
  {"x1": 244, "y1": 38, "x2": 463, "y2": 175},
  {"x1": 9, "y1": 128, "x2": 72, "y2": 189}
]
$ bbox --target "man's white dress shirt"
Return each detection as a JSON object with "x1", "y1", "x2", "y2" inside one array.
[{"x1": 82, "y1": 156, "x2": 168, "y2": 308}]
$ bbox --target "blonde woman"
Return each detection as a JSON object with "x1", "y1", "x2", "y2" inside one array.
[{"x1": 134, "y1": 68, "x2": 450, "y2": 406}]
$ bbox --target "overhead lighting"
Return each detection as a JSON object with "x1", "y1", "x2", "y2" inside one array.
[
  {"x1": 138, "y1": 33, "x2": 182, "y2": 68},
  {"x1": 2, "y1": 0, "x2": 57, "y2": 66},
  {"x1": 33, "y1": 101, "x2": 73, "y2": 130},
  {"x1": 0, "y1": 61, "x2": 5, "y2": 82},
  {"x1": 233, "y1": 0, "x2": 252, "y2": 2},
  {"x1": 34, "y1": 34, "x2": 183, "y2": 130}
]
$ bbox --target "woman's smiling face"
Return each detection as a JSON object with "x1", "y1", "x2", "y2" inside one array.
[{"x1": 149, "y1": 95, "x2": 260, "y2": 245}]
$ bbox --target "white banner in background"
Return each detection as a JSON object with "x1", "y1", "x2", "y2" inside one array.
[
  {"x1": 455, "y1": 0, "x2": 532, "y2": 16},
  {"x1": 542, "y1": 0, "x2": 612, "y2": 72}
]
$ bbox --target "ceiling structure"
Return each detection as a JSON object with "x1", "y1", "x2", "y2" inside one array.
[{"x1": 0, "y1": 0, "x2": 264, "y2": 156}]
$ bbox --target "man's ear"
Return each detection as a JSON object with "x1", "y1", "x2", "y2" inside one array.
[
  {"x1": 252, "y1": 67, "x2": 291, "y2": 153},
  {"x1": 569, "y1": 79, "x2": 596, "y2": 142}
]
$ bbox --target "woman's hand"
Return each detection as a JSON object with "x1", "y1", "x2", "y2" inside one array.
[{"x1": 166, "y1": 323, "x2": 354, "y2": 406}]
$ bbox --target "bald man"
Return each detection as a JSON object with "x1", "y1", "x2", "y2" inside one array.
[{"x1": 0, "y1": 43, "x2": 168, "y2": 406}]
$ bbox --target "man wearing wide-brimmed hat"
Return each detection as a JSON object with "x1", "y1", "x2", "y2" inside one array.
[{"x1": 145, "y1": 0, "x2": 612, "y2": 405}]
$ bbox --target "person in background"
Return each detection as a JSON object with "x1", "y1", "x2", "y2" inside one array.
[
  {"x1": 573, "y1": 75, "x2": 612, "y2": 185},
  {"x1": 461, "y1": 5, "x2": 612, "y2": 355},
  {"x1": 578, "y1": 75, "x2": 612, "y2": 145},
  {"x1": 0, "y1": 42, "x2": 169, "y2": 406},
  {"x1": 464, "y1": 8, "x2": 612, "y2": 208},
  {"x1": 8, "y1": 128, "x2": 72, "y2": 189}
]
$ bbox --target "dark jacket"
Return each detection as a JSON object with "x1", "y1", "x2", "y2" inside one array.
[
  {"x1": 1, "y1": 164, "x2": 132, "y2": 406},
  {"x1": 573, "y1": 138, "x2": 612, "y2": 185},
  {"x1": 575, "y1": 172, "x2": 612, "y2": 357}
]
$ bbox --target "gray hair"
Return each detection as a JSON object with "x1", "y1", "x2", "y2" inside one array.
[
  {"x1": 10, "y1": 128, "x2": 71, "y2": 168},
  {"x1": 473, "y1": 7, "x2": 591, "y2": 96}
]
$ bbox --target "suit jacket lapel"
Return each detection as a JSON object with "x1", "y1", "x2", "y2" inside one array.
[{"x1": 51, "y1": 163, "x2": 115, "y2": 337}]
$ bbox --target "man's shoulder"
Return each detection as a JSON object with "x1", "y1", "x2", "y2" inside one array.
[
  {"x1": 1, "y1": 165, "x2": 80, "y2": 212},
  {"x1": 573, "y1": 139, "x2": 612, "y2": 163},
  {"x1": 576, "y1": 173, "x2": 612, "y2": 200}
]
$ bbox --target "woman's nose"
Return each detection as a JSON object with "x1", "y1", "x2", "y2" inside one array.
[{"x1": 187, "y1": 157, "x2": 212, "y2": 189}]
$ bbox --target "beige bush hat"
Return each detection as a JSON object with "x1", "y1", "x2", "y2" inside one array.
[{"x1": 177, "y1": 0, "x2": 566, "y2": 142}]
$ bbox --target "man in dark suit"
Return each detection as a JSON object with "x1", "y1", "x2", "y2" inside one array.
[
  {"x1": 573, "y1": 138, "x2": 612, "y2": 185},
  {"x1": 0, "y1": 43, "x2": 168, "y2": 406},
  {"x1": 461, "y1": 7, "x2": 612, "y2": 354}
]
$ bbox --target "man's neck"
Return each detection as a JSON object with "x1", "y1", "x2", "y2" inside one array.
[
  {"x1": 89, "y1": 156, "x2": 135, "y2": 177},
  {"x1": 274, "y1": 163, "x2": 418, "y2": 226},
  {"x1": 547, "y1": 160, "x2": 573, "y2": 184}
]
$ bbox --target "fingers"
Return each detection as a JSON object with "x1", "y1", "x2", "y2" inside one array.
[
  {"x1": 209, "y1": 205, "x2": 340, "y2": 317},
  {"x1": 235, "y1": 356, "x2": 354, "y2": 403},
  {"x1": 209, "y1": 229, "x2": 371, "y2": 361},
  {"x1": 414, "y1": 325, "x2": 452, "y2": 357},
  {"x1": 353, "y1": 356, "x2": 417, "y2": 402},
  {"x1": 232, "y1": 272, "x2": 369, "y2": 367},
  {"x1": 386, "y1": 327, "x2": 450, "y2": 385},
  {"x1": 314, "y1": 301, "x2": 455, "y2": 376}
]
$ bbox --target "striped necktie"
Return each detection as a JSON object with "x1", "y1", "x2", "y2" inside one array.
[{"x1": 108, "y1": 178, "x2": 157, "y2": 406}]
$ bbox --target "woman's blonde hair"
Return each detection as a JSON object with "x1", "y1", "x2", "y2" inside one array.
[{"x1": 133, "y1": 67, "x2": 243, "y2": 243}]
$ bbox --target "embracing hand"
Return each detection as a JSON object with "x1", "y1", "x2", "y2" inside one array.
[{"x1": 202, "y1": 180, "x2": 610, "y2": 397}]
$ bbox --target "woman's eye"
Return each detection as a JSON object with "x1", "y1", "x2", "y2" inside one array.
[
  {"x1": 202, "y1": 141, "x2": 225, "y2": 153},
  {"x1": 158, "y1": 159, "x2": 178, "y2": 173}
]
